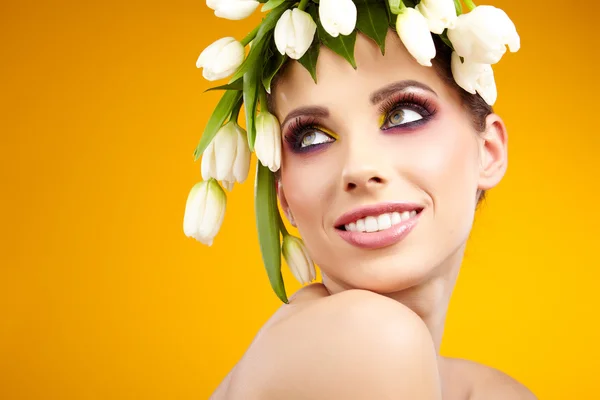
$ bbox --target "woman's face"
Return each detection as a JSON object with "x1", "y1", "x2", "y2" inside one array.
[{"x1": 273, "y1": 31, "x2": 506, "y2": 293}]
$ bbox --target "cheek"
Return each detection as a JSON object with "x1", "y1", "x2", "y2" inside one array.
[
  {"x1": 392, "y1": 116, "x2": 480, "y2": 200},
  {"x1": 280, "y1": 152, "x2": 336, "y2": 232},
  {"x1": 408, "y1": 124, "x2": 481, "y2": 243}
]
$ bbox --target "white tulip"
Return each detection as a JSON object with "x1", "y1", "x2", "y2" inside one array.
[
  {"x1": 274, "y1": 9, "x2": 317, "y2": 60},
  {"x1": 282, "y1": 235, "x2": 316, "y2": 285},
  {"x1": 254, "y1": 111, "x2": 282, "y2": 172},
  {"x1": 196, "y1": 37, "x2": 245, "y2": 81},
  {"x1": 183, "y1": 179, "x2": 227, "y2": 246},
  {"x1": 447, "y1": 5, "x2": 520, "y2": 65},
  {"x1": 396, "y1": 7, "x2": 436, "y2": 67},
  {"x1": 451, "y1": 52, "x2": 497, "y2": 106},
  {"x1": 201, "y1": 122, "x2": 251, "y2": 190},
  {"x1": 415, "y1": 0, "x2": 457, "y2": 34},
  {"x1": 319, "y1": 0, "x2": 357, "y2": 37},
  {"x1": 206, "y1": 0, "x2": 259, "y2": 20}
]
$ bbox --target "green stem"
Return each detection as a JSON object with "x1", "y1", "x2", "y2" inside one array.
[
  {"x1": 277, "y1": 208, "x2": 289, "y2": 237},
  {"x1": 258, "y1": 86, "x2": 268, "y2": 113},
  {"x1": 399, "y1": 0, "x2": 406, "y2": 11},
  {"x1": 240, "y1": 25, "x2": 260, "y2": 46},
  {"x1": 297, "y1": 0, "x2": 310, "y2": 11},
  {"x1": 463, "y1": 0, "x2": 476, "y2": 11},
  {"x1": 228, "y1": 97, "x2": 243, "y2": 123}
]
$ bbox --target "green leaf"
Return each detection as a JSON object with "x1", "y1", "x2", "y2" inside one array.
[
  {"x1": 318, "y1": 27, "x2": 358, "y2": 69},
  {"x1": 255, "y1": 163, "x2": 288, "y2": 304},
  {"x1": 297, "y1": 42, "x2": 319, "y2": 83},
  {"x1": 229, "y1": 3, "x2": 290, "y2": 82},
  {"x1": 261, "y1": 0, "x2": 286, "y2": 12},
  {"x1": 306, "y1": 3, "x2": 357, "y2": 69},
  {"x1": 243, "y1": 65, "x2": 260, "y2": 151},
  {"x1": 262, "y1": 50, "x2": 287, "y2": 94},
  {"x1": 355, "y1": 0, "x2": 389, "y2": 55},
  {"x1": 453, "y1": 0, "x2": 463, "y2": 15},
  {"x1": 193, "y1": 90, "x2": 242, "y2": 160},
  {"x1": 203, "y1": 81, "x2": 243, "y2": 92}
]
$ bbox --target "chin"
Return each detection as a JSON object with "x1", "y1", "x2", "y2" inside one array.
[
  {"x1": 336, "y1": 249, "x2": 447, "y2": 294},
  {"x1": 320, "y1": 228, "x2": 469, "y2": 295}
]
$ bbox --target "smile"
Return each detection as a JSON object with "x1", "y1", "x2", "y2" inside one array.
[
  {"x1": 334, "y1": 203, "x2": 423, "y2": 249},
  {"x1": 342, "y1": 210, "x2": 418, "y2": 232}
]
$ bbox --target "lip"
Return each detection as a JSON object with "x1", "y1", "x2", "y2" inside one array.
[
  {"x1": 333, "y1": 202, "x2": 424, "y2": 227},
  {"x1": 334, "y1": 203, "x2": 424, "y2": 250}
]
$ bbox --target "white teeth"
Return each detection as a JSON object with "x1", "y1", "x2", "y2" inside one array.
[
  {"x1": 343, "y1": 210, "x2": 419, "y2": 233},
  {"x1": 356, "y1": 219, "x2": 366, "y2": 232},
  {"x1": 365, "y1": 216, "x2": 378, "y2": 232},
  {"x1": 377, "y1": 213, "x2": 392, "y2": 230}
]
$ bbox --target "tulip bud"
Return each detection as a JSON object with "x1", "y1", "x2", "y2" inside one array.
[
  {"x1": 319, "y1": 0, "x2": 357, "y2": 37},
  {"x1": 206, "y1": 0, "x2": 259, "y2": 20},
  {"x1": 254, "y1": 111, "x2": 282, "y2": 173},
  {"x1": 274, "y1": 8, "x2": 317, "y2": 60},
  {"x1": 447, "y1": 5, "x2": 520, "y2": 65},
  {"x1": 395, "y1": 8, "x2": 436, "y2": 67},
  {"x1": 196, "y1": 37, "x2": 245, "y2": 81},
  {"x1": 415, "y1": 0, "x2": 457, "y2": 34},
  {"x1": 451, "y1": 52, "x2": 497, "y2": 106},
  {"x1": 201, "y1": 122, "x2": 251, "y2": 190},
  {"x1": 282, "y1": 235, "x2": 316, "y2": 285},
  {"x1": 183, "y1": 179, "x2": 227, "y2": 246}
]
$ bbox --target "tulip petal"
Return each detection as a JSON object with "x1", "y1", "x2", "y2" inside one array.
[
  {"x1": 213, "y1": 123, "x2": 237, "y2": 180},
  {"x1": 200, "y1": 140, "x2": 217, "y2": 181},
  {"x1": 396, "y1": 8, "x2": 436, "y2": 67},
  {"x1": 183, "y1": 181, "x2": 208, "y2": 238},
  {"x1": 233, "y1": 126, "x2": 251, "y2": 183},
  {"x1": 451, "y1": 52, "x2": 497, "y2": 105},
  {"x1": 274, "y1": 10, "x2": 292, "y2": 55},
  {"x1": 197, "y1": 180, "x2": 227, "y2": 246},
  {"x1": 213, "y1": 0, "x2": 259, "y2": 20},
  {"x1": 447, "y1": 5, "x2": 519, "y2": 65}
]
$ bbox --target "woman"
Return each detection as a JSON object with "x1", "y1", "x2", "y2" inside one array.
[{"x1": 185, "y1": 0, "x2": 536, "y2": 398}]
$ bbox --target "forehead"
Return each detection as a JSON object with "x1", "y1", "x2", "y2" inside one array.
[{"x1": 272, "y1": 30, "x2": 448, "y2": 120}]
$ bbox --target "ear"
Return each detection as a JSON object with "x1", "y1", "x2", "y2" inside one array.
[
  {"x1": 276, "y1": 178, "x2": 296, "y2": 227},
  {"x1": 477, "y1": 113, "x2": 508, "y2": 191}
]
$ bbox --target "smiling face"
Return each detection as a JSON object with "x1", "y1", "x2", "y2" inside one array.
[{"x1": 271, "y1": 30, "x2": 507, "y2": 294}]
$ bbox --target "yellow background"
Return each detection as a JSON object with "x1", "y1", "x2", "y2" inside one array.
[{"x1": 2, "y1": 0, "x2": 598, "y2": 398}]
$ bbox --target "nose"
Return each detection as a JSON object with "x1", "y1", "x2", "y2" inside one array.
[{"x1": 341, "y1": 139, "x2": 389, "y2": 194}]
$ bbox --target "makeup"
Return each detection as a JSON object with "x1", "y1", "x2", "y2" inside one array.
[
  {"x1": 334, "y1": 203, "x2": 424, "y2": 250},
  {"x1": 284, "y1": 91, "x2": 438, "y2": 154}
]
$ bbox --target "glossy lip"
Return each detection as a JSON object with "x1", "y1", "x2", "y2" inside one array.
[
  {"x1": 333, "y1": 202, "x2": 424, "y2": 228},
  {"x1": 336, "y1": 211, "x2": 422, "y2": 250},
  {"x1": 334, "y1": 203, "x2": 424, "y2": 250}
]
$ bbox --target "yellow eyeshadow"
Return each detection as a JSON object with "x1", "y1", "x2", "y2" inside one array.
[
  {"x1": 378, "y1": 113, "x2": 386, "y2": 127},
  {"x1": 320, "y1": 126, "x2": 339, "y2": 140}
]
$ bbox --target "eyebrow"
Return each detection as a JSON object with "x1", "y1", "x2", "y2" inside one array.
[
  {"x1": 280, "y1": 80, "x2": 436, "y2": 128},
  {"x1": 281, "y1": 106, "x2": 329, "y2": 128},
  {"x1": 370, "y1": 80, "x2": 437, "y2": 104}
]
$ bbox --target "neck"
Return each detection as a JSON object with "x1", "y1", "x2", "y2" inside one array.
[
  {"x1": 323, "y1": 243, "x2": 466, "y2": 353},
  {"x1": 382, "y1": 244, "x2": 465, "y2": 351}
]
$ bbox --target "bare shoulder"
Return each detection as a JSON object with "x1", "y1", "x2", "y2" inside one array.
[
  {"x1": 224, "y1": 286, "x2": 442, "y2": 400},
  {"x1": 446, "y1": 358, "x2": 537, "y2": 400}
]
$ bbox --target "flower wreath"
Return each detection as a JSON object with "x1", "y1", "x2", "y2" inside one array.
[{"x1": 183, "y1": 0, "x2": 520, "y2": 303}]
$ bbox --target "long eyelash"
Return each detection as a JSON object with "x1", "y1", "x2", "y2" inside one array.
[
  {"x1": 377, "y1": 92, "x2": 438, "y2": 119},
  {"x1": 284, "y1": 117, "x2": 319, "y2": 149}
]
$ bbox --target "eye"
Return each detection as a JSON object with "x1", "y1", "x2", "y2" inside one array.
[
  {"x1": 382, "y1": 107, "x2": 423, "y2": 129},
  {"x1": 300, "y1": 130, "x2": 335, "y2": 149}
]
